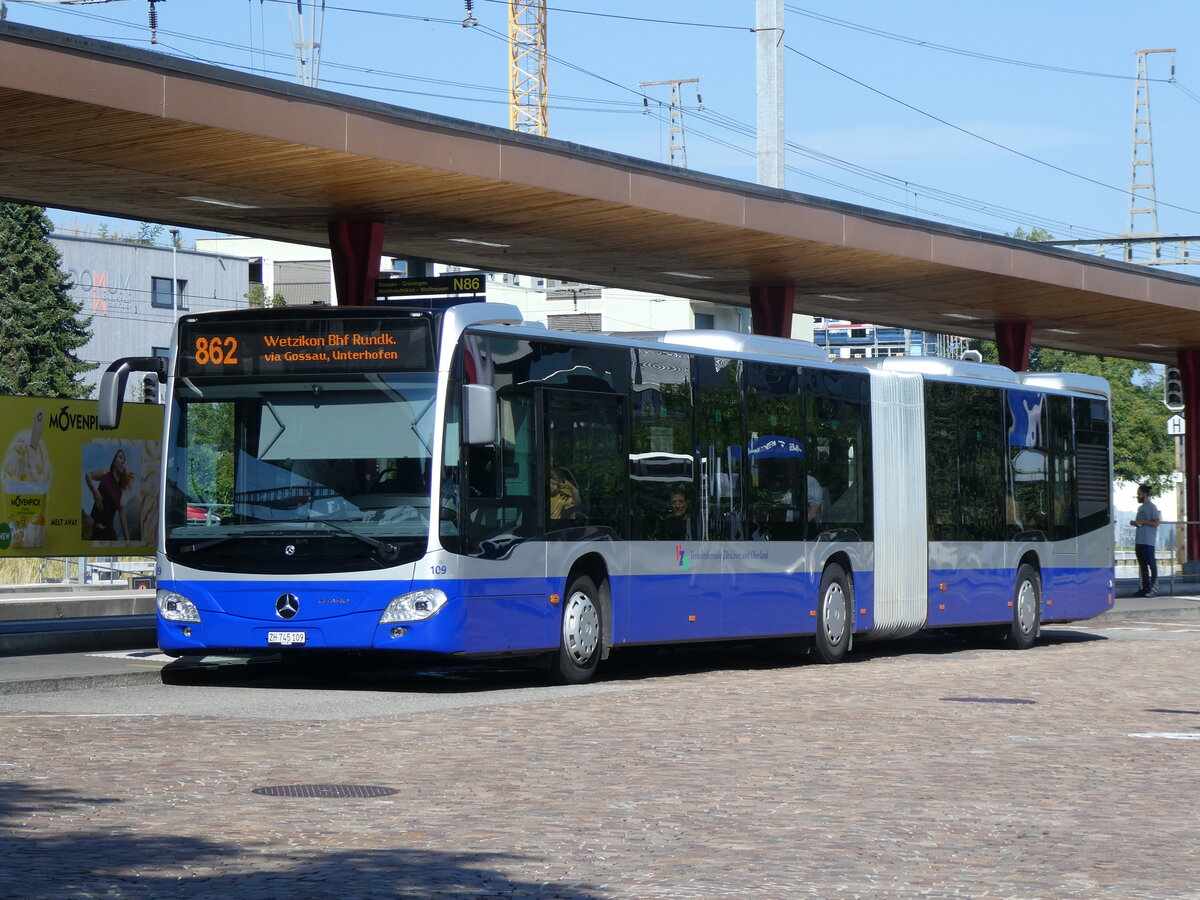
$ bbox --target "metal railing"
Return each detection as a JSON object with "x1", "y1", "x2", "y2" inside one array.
[
  {"x1": 1116, "y1": 519, "x2": 1200, "y2": 593},
  {"x1": 0, "y1": 555, "x2": 154, "y2": 588}
]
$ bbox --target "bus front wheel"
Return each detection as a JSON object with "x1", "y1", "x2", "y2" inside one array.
[
  {"x1": 552, "y1": 575, "x2": 602, "y2": 683},
  {"x1": 814, "y1": 564, "x2": 852, "y2": 664},
  {"x1": 1005, "y1": 564, "x2": 1041, "y2": 650}
]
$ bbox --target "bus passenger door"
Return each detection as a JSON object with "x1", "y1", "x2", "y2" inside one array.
[
  {"x1": 456, "y1": 385, "x2": 550, "y2": 654},
  {"x1": 1046, "y1": 394, "x2": 1079, "y2": 607},
  {"x1": 542, "y1": 389, "x2": 629, "y2": 637}
]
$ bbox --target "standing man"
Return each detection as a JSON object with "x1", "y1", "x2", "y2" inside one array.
[{"x1": 1131, "y1": 484, "x2": 1161, "y2": 597}]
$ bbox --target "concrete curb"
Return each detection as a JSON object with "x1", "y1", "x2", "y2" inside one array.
[
  {"x1": 1090, "y1": 605, "x2": 1200, "y2": 623},
  {"x1": 0, "y1": 626, "x2": 155, "y2": 657},
  {"x1": 0, "y1": 669, "x2": 165, "y2": 696}
]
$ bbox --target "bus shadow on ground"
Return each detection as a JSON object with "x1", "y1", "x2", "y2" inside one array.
[
  {"x1": 159, "y1": 626, "x2": 1107, "y2": 693},
  {"x1": 0, "y1": 780, "x2": 604, "y2": 900}
]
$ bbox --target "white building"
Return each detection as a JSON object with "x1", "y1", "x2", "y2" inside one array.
[
  {"x1": 195, "y1": 237, "x2": 337, "y2": 306},
  {"x1": 474, "y1": 272, "x2": 752, "y2": 335},
  {"x1": 52, "y1": 234, "x2": 250, "y2": 394}
]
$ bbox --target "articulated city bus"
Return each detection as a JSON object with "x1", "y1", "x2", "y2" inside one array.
[{"x1": 100, "y1": 302, "x2": 1114, "y2": 683}]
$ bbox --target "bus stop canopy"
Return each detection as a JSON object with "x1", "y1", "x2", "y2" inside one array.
[{"x1": 2, "y1": 21, "x2": 1199, "y2": 365}]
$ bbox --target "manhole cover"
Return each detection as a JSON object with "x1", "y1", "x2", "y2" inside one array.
[
  {"x1": 942, "y1": 697, "x2": 1036, "y2": 705},
  {"x1": 252, "y1": 784, "x2": 399, "y2": 798}
]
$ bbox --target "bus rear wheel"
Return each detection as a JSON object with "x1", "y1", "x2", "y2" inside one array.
[
  {"x1": 814, "y1": 564, "x2": 852, "y2": 664},
  {"x1": 1005, "y1": 564, "x2": 1041, "y2": 650},
  {"x1": 552, "y1": 575, "x2": 602, "y2": 683}
]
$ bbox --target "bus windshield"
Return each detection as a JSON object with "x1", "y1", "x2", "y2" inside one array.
[{"x1": 165, "y1": 372, "x2": 439, "y2": 571}]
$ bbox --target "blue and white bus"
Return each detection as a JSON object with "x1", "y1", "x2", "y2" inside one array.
[{"x1": 100, "y1": 302, "x2": 1114, "y2": 683}]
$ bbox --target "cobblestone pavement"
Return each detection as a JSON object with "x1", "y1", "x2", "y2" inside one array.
[{"x1": 2, "y1": 629, "x2": 1200, "y2": 899}]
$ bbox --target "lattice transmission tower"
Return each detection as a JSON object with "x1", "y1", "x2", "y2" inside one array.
[
  {"x1": 1127, "y1": 48, "x2": 1174, "y2": 237},
  {"x1": 509, "y1": 0, "x2": 548, "y2": 136},
  {"x1": 1050, "y1": 48, "x2": 1200, "y2": 267},
  {"x1": 639, "y1": 78, "x2": 702, "y2": 169}
]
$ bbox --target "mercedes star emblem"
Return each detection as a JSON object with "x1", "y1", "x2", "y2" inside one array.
[
  {"x1": 276, "y1": 593, "x2": 300, "y2": 619},
  {"x1": 284, "y1": 544, "x2": 296, "y2": 556}
]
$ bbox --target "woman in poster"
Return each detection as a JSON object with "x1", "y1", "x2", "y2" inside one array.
[{"x1": 85, "y1": 448, "x2": 134, "y2": 541}]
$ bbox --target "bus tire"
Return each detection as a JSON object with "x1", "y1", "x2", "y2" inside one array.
[
  {"x1": 552, "y1": 575, "x2": 603, "y2": 683},
  {"x1": 1005, "y1": 564, "x2": 1041, "y2": 650},
  {"x1": 814, "y1": 563, "x2": 852, "y2": 664}
]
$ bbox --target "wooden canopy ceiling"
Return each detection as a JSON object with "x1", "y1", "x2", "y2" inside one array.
[{"x1": 2, "y1": 21, "x2": 1199, "y2": 364}]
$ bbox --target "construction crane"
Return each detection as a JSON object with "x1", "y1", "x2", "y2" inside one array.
[{"x1": 509, "y1": 0, "x2": 547, "y2": 136}]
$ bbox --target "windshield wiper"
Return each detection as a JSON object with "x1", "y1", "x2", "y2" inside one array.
[
  {"x1": 271, "y1": 517, "x2": 402, "y2": 564},
  {"x1": 176, "y1": 535, "x2": 238, "y2": 554},
  {"x1": 173, "y1": 518, "x2": 402, "y2": 564}
]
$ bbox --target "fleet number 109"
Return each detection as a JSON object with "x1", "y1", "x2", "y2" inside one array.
[{"x1": 193, "y1": 336, "x2": 240, "y2": 365}]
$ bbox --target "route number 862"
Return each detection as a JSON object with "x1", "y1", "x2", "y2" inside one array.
[{"x1": 193, "y1": 336, "x2": 239, "y2": 366}]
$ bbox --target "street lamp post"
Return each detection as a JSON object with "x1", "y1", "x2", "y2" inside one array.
[{"x1": 170, "y1": 228, "x2": 180, "y2": 314}]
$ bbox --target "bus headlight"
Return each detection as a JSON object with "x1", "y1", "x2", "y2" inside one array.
[
  {"x1": 157, "y1": 590, "x2": 201, "y2": 623},
  {"x1": 380, "y1": 588, "x2": 448, "y2": 623}
]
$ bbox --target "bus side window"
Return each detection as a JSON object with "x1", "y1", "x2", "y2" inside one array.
[
  {"x1": 467, "y1": 445, "x2": 500, "y2": 499},
  {"x1": 544, "y1": 389, "x2": 626, "y2": 535},
  {"x1": 630, "y1": 347, "x2": 695, "y2": 540},
  {"x1": 804, "y1": 369, "x2": 871, "y2": 540},
  {"x1": 695, "y1": 355, "x2": 745, "y2": 540}
]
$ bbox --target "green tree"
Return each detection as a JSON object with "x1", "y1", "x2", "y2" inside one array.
[
  {"x1": 185, "y1": 402, "x2": 234, "y2": 510},
  {"x1": 94, "y1": 221, "x2": 163, "y2": 245},
  {"x1": 246, "y1": 283, "x2": 286, "y2": 308},
  {"x1": 0, "y1": 203, "x2": 93, "y2": 397},
  {"x1": 1008, "y1": 226, "x2": 1055, "y2": 242}
]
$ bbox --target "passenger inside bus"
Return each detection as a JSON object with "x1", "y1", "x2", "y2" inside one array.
[
  {"x1": 661, "y1": 489, "x2": 692, "y2": 540},
  {"x1": 549, "y1": 466, "x2": 582, "y2": 527}
]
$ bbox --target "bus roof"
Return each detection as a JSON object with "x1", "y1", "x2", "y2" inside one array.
[
  {"x1": 635, "y1": 330, "x2": 830, "y2": 362},
  {"x1": 1019, "y1": 371, "x2": 1110, "y2": 398},
  {"x1": 860, "y1": 355, "x2": 1023, "y2": 385}
]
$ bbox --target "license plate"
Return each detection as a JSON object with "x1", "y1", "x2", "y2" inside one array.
[{"x1": 267, "y1": 631, "x2": 306, "y2": 646}]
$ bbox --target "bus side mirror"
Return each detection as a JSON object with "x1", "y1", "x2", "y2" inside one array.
[
  {"x1": 99, "y1": 357, "x2": 167, "y2": 428},
  {"x1": 462, "y1": 384, "x2": 497, "y2": 445}
]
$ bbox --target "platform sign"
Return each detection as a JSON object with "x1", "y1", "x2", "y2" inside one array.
[
  {"x1": 1167, "y1": 414, "x2": 1186, "y2": 436},
  {"x1": 375, "y1": 274, "x2": 485, "y2": 299},
  {"x1": 0, "y1": 396, "x2": 162, "y2": 557}
]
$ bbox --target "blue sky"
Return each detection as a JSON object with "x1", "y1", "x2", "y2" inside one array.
[{"x1": 8, "y1": 0, "x2": 1200, "y2": 263}]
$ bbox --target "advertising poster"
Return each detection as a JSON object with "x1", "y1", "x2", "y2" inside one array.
[{"x1": 0, "y1": 396, "x2": 163, "y2": 557}]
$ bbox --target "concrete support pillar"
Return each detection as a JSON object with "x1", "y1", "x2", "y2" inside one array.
[
  {"x1": 328, "y1": 220, "x2": 385, "y2": 307},
  {"x1": 1178, "y1": 348, "x2": 1200, "y2": 561},
  {"x1": 749, "y1": 285, "x2": 795, "y2": 338},
  {"x1": 994, "y1": 321, "x2": 1032, "y2": 372}
]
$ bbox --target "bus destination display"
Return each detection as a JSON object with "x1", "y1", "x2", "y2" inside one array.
[{"x1": 179, "y1": 318, "x2": 432, "y2": 376}]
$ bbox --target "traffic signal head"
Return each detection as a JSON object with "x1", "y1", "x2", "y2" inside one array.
[
  {"x1": 1165, "y1": 365, "x2": 1185, "y2": 411},
  {"x1": 143, "y1": 374, "x2": 159, "y2": 404}
]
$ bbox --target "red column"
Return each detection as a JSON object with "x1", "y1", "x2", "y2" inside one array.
[
  {"x1": 1178, "y1": 349, "x2": 1200, "y2": 561},
  {"x1": 749, "y1": 285, "x2": 795, "y2": 338},
  {"x1": 327, "y1": 220, "x2": 385, "y2": 307},
  {"x1": 994, "y1": 321, "x2": 1032, "y2": 372}
]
